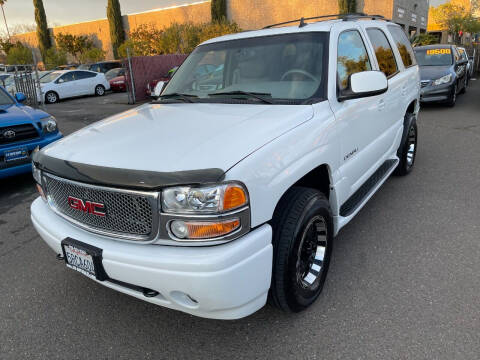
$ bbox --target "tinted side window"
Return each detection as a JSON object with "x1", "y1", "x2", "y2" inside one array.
[
  {"x1": 58, "y1": 72, "x2": 75, "y2": 83},
  {"x1": 366, "y1": 28, "x2": 398, "y2": 77},
  {"x1": 90, "y1": 64, "x2": 102, "y2": 73},
  {"x1": 388, "y1": 25, "x2": 417, "y2": 67},
  {"x1": 337, "y1": 30, "x2": 372, "y2": 91},
  {"x1": 75, "y1": 71, "x2": 97, "y2": 80}
]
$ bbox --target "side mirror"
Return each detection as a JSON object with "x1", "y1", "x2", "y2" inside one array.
[
  {"x1": 338, "y1": 71, "x2": 388, "y2": 102},
  {"x1": 15, "y1": 92, "x2": 27, "y2": 103},
  {"x1": 154, "y1": 81, "x2": 166, "y2": 97}
]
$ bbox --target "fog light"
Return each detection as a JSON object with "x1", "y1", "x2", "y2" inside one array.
[{"x1": 170, "y1": 220, "x2": 188, "y2": 239}]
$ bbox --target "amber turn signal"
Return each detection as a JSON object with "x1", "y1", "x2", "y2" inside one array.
[
  {"x1": 187, "y1": 219, "x2": 240, "y2": 239},
  {"x1": 170, "y1": 219, "x2": 241, "y2": 240},
  {"x1": 223, "y1": 185, "x2": 247, "y2": 211}
]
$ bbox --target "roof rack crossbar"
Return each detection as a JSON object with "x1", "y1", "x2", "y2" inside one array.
[{"x1": 262, "y1": 13, "x2": 387, "y2": 29}]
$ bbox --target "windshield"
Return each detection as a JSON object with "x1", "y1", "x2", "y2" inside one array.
[
  {"x1": 0, "y1": 89, "x2": 14, "y2": 105},
  {"x1": 40, "y1": 71, "x2": 62, "y2": 83},
  {"x1": 414, "y1": 48, "x2": 453, "y2": 66},
  {"x1": 163, "y1": 32, "x2": 328, "y2": 103}
]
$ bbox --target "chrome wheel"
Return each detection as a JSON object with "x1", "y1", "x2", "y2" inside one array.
[
  {"x1": 295, "y1": 215, "x2": 328, "y2": 291},
  {"x1": 95, "y1": 85, "x2": 105, "y2": 96},
  {"x1": 406, "y1": 124, "x2": 417, "y2": 168},
  {"x1": 46, "y1": 92, "x2": 57, "y2": 103}
]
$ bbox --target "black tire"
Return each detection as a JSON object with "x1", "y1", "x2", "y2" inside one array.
[
  {"x1": 459, "y1": 76, "x2": 467, "y2": 94},
  {"x1": 95, "y1": 85, "x2": 106, "y2": 96},
  {"x1": 45, "y1": 91, "x2": 58, "y2": 104},
  {"x1": 446, "y1": 83, "x2": 457, "y2": 107},
  {"x1": 394, "y1": 114, "x2": 417, "y2": 176},
  {"x1": 269, "y1": 187, "x2": 334, "y2": 312}
]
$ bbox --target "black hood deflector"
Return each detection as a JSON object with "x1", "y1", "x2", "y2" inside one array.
[{"x1": 33, "y1": 152, "x2": 225, "y2": 190}]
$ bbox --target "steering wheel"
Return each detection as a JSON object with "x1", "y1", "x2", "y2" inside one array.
[{"x1": 281, "y1": 69, "x2": 318, "y2": 82}]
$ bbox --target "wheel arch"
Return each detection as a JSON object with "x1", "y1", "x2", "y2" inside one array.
[{"x1": 272, "y1": 163, "x2": 333, "y2": 217}]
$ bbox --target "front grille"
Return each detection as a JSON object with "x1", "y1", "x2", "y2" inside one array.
[
  {"x1": 0, "y1": 124, "x2": 39, "y2": 145},
  {"x1": 44, "y1": 174, "x2": 159, "y2": 241}
]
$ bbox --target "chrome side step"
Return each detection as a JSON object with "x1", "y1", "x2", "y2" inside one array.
[{"x1": 339, "y1": 159, "x2": 398, "y2": 217}]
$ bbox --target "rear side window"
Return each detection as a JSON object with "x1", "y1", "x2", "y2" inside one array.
[
  {"x1": 337, "y1": 30, "x2": 372, "y2": 91},
  {"x1": 75, "y1": 71, "x2": 97, "y2": 80},
  {"x1": 366, "y1": 28, "x2": 398, "y2": 77},
  {"x1": 388, "y1": 26, "x2": 417, "y2": 67}
]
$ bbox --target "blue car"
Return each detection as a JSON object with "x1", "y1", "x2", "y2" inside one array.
[{"x1": 0, "y1": 88, "x2": 62, "y2": 179}]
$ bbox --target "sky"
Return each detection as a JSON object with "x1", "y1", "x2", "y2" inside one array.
[{"x1": 1, "y1": 0, "x2": 197, "y2": 29}]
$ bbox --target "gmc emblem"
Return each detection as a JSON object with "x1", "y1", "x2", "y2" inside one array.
[{"x1": 68, "y1": 196, "x2": 106, "y2": 217}]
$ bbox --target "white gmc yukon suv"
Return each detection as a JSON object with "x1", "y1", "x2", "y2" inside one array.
[{"x1": 31, "y1": 15, "x2": 420, "y2": 319}]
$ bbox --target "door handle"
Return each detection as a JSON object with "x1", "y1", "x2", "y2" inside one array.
[{"x1": 378, "y1": 99, "x2": 385, "y2": 111}]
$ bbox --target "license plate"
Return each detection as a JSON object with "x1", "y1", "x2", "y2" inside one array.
[
  {"x1": 61, "y1": 239, "x2": 107, "y2": 281},
  {"x1": 5, "y1": 148, "x2": 28, "y2": 162}
]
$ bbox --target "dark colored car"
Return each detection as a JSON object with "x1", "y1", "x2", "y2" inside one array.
[
  {"x1": 79, "y1": 61, "x2": 122, "y2": 74},
  {"x1": 0, "y1": 88, "x2": 62, "y2": 179},
  {"x1": 414, "y1": 45, "x2": 469, "y2": 107}
]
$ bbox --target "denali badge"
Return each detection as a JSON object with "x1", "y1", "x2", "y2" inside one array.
[
  {"x1": 3, "y1": 130, "x2": 16, "y2": 139},
  {"x1": 68, "y1": 196, "x2": 106, "y2": 217}
]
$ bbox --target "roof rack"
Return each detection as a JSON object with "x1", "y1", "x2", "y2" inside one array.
[{"x1": 262, "y1": 13, "x2": 388, "y2": 29}]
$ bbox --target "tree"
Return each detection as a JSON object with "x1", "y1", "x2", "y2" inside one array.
[
  {"x1": 338, "y1": 0, "x2": 356, "y2": 14},
  {"x1": 118, "y1": 21, "x2": 241, "y2": 57},
  {"x1": 211, "y1": 0, "x2": 227, "y2": 22},
  {"x1": 430, "y1": 1, "x2": 480, "y2": 43},
  {"x1": 6, "y1": 43, "x2": 33, "y2": 64},
  {"x1": 44, "y1": 48, "x2": 67, "y2": 69},
  {"x1": 411, "y1": 33, "x2": 439, "y2": 47},
  {"x1": 0, "y1": 0, "x2": 9, "y2": 39},
  {"x1": 107, "y1": 0, "x2": 125, "y2": 59},
  {"x1": 79, "y1": 47, "x2": 105, "y2": 63},
  {"x1": 33, "y1": 0, "x2": 51, "y2": 60},
  {"x1": 55, "y1": 33, "x2": 93, "y2": 62}
]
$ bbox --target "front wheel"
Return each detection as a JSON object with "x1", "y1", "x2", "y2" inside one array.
[
  {"x1": 459, "y1": 76, "x2": 467, "y2": 94},
  {"x1": 269, "y1": 187, "x2": 333, "y2": 312},
  {"x1": 95, "y1": 85, "x2": 106, "y2": 96},
  {"x1": 45, "y1": 91, "x2": 58, "y2": 104},
  {"x1": 446, "y1": 83, "x2": 457, "y2": 107},
  {"x1": 394, "y1": 114, "x2": 417, "y2": 176}
]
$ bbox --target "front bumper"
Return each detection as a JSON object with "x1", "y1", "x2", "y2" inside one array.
[
  {"x1": 31, "y1": 197, "x2": 273, "y2": 319},
  {"x1": 0, "y1": 133, "x2": 62, "y2": 179},
  {"x1": 420, "y1": 82, "x2": 454, "y2": 103}
]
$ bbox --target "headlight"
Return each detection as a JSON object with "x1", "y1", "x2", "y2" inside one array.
[
  {"x1": 433, "y1": 74, "x2": 452, "y2": 86},
  {"x1": 32, "y1": 161, "x2": 42, "y2": 184},
  {"x1": 162, "y1": 183, "x2": 248, "y2": 214},
  {"x1": 42, "y1": 116, "x2": 57, "y2": 133},
  {"x1": 32, "y1": 161, "x2": 46, "y2": 201},
  {"x1": 162, "y1": 183, "x2": 249, "y2": 242}
]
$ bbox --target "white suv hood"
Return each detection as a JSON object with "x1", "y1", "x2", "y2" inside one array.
[{"x1": 42, "y1": 103, "x2": 314, "y2": 173}]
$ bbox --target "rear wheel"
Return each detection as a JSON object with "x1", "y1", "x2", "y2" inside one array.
[
  {"x1": 269, "y1": 187, "x2": 333, "y2": 312},
  {"x1": 95, "y1": 85, "x2": 105, "y2": 96},
  {"x1": 394, "y1": 114, "x2": 417, "y2": 176},
  {"x1": 45, "y1": 91, "x2": 58, "y2": 104}
]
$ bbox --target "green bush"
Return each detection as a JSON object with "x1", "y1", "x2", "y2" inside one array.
[
  {"x1": 6, "y1": 45, "x2": 33, "y2": 65},
  {"x1": 79, "y1": 48, "x2": 106, "y2": 63},
  {"x1": 44, "y1": 48, "x2": 68, "y2": 69},
  {"x1": 119, "y1": 21, "x2": 241, "y2": 57}
]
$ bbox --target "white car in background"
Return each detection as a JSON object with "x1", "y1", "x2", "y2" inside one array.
[{"x1": 39, "y1": 70, "x2": 110, "y2": 104}]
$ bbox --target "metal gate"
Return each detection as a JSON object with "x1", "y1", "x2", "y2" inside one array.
[{"x1": 11, "y1": 65, "x2": 43, "y2": 108}]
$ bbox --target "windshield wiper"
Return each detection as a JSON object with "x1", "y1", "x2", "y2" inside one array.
[
  {"x1": 208, "y1": 91, "x2": 274, "y2": 104},
  {"x1": 157, "y1": 93, "x2": 198, "y2": 103}
]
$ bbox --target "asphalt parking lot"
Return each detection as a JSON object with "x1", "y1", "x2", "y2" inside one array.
[{"x1": 1, "y1": 83, "x2": 480, "y2": 359}]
